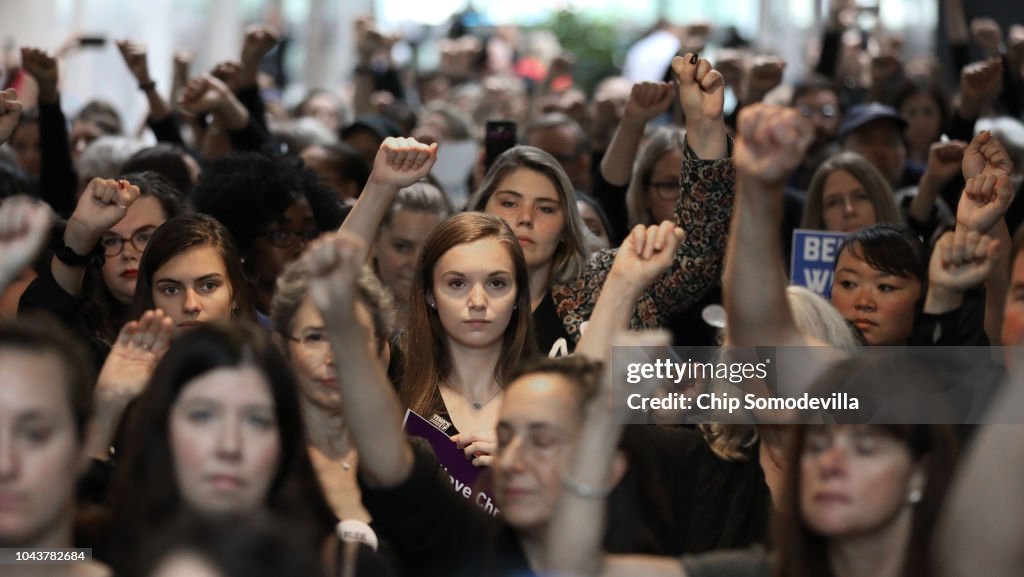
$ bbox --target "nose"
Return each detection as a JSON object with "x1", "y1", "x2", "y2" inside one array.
[
  {"x1": 468, "y1": 284, "x2": 486, "y2": 310},
  {"x1": 215, "y1": 418, "x2": 242, "y2": 461},
  {"x1": 516, "y1": 206, "x2": 533, "y2": 229},
  {"x1": 497, "y1": 436, "x2": 526, "y2": 474},
  {"x1": 853, "y1": 286, "x2": 875, "y2": 312},
  {"x1": 122, "y1": 241, "x2": 142, "y2": 260},
  {"x1": 842, "y1": 195, "x2": 856, "y2": 216},
  {"x1": 817, "y1": 444, "x2": 848, "y2": 477},
  {"x1": 183, "y1": 288, "x2": 202, "y2": 315},
  {"x1": 0, "y1": 434, "x2": 16, "y2": 481}
]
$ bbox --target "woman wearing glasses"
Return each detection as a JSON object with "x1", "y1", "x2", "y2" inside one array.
[
  {"x1": 18, "y1": 172, "x2": 189, "y2": 364},
  {"x1": 189, "y1": 152, "x2": 345, "y2": 320}
]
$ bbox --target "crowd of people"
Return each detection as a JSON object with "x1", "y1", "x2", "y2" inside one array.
[{"x1": 0, "y1": 0, "x2": 1022, "y2": 575}]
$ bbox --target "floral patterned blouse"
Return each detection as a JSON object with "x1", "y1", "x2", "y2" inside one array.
[{"x1": 550, "y1": 141, "x2": 735, "y2": 342}]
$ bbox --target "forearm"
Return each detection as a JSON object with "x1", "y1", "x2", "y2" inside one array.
[
  {"x1": 327, "y1": 321, "x2": 413, "y2": 488},
  {"x1": 600, "y1": 117, "x2": 647, "y2": 186},
  {"x1": 575, "y1": 274, "x2": 642, "y2": 361},
  {"x1": 725, "y1": 177, "x2": 801, "y2": 346},
  {"x1": 37, "y1": 99, "x2": 77, "y2": 218},
  {"x1": 142, "y1": 85, "x2": 172, "y2": 122},
  {"x1": 685, "y1": 119, "x2": 728, "y2": 161},
  {"x1": 51, "y1": 219, "x2": 99, "y2": 296},
  {"x1": 87, "y1": 395, "x2": 129, "y2": 461},
  {"x1": 547, "y1": 410, "x2": 621, "y2": 577},
  {"x1": 983, "y1": 219, "x2": 1010, "y2": 345},
  {"x1": 339, "y1": 181, "x2": 400, "y2": 240},
  {"x1": 908, "y1": 175, "x2": 943, "y2": 224},
  {"x1": 924, "y1": 285, "x2": 965, "y2": 315}
]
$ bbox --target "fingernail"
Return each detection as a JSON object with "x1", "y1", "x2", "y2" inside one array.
[{"x1": 690, "y1": 53, "x2": 699, "y2": 65}]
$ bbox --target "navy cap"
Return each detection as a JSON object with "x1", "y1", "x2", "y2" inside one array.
[
  {"x1": 341, "y1": 115, "x2": 402, "y2": 141},
  {"x1": 838, "y1": 103, "x2": 908, "y2": 141}
]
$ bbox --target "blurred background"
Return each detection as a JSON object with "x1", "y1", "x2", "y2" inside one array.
[{"x1": 0, "y1": 0, "x2": 1017, "y2": 130}]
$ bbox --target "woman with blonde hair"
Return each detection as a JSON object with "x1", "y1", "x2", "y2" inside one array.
[{"x1": 801, "y1": 151, "x2": 903, "y2": 233}]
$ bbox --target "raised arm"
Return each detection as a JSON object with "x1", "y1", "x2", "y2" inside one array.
[
  {"x1": 21, "y1": 47, "x2": 77, "y2": 217},
  {"x1": 726, "y1": 104, "x2": 814, "y2": 346},
  {"x1": 338, "y1": 137, "x2": 437, "y2": 242},
  {"x1": 52, "y1": 179, "x2": 140, "y2": 298},
  {"x1": 89, "y1": 309, "x2": 173, "y2": 460},
  {"x1": 575, "y1": 221, "x2": 683, "y2": 360},
  {"x1": 599, "y1": 82, "x2": 675, "y2": 186},
  {"x1": 304, "y1": 232, "x2": 413, "y2": 488},
  {"x1": 116, "y1": 40, "x2": 174, "y2": 125},
  {"x1": 956, "y1": 130, "x2": 1016, "y2": 343},
  {"x1": 547, "y1": 331, "x2": 686, "y2": 577},
  {"x1": 0, "y1": 196, "x2": 52, "y2": 294}
]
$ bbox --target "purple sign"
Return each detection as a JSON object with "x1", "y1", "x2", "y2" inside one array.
[{"x1": 402, "y1": 410, "x2": 501, "y2": 517}]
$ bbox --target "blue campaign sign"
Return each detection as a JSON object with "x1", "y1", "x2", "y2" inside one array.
[{"x1": 790, "y1": 229, "x2": 847, "y2": 298}]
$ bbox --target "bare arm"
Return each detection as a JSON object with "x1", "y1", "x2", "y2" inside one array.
[
  {"x1": 726, "y1": 105, "x2": 814, "y2": 347},
  {"x1": 599, "y1": 82, "x2": 674, "y2": 186},
  {"x1": 304, "y1": 232, "x2": 413, "y2": 488},
  {"x1": 338, "y1": 138, "x2": 437, "y2": 242}
]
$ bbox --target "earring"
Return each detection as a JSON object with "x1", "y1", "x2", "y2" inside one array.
[
  {"x1": 428, "y1": 301, "x2": 436, "y2": 309},
  {"x1": 908, "y1": 488, "x2": 922, "y2": 504}
]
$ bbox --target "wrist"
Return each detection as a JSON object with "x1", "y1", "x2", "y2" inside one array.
[
  {"x1": 924, "y1": 284, "x2": 965, "y2": 314},
  {"x1": 64, "y1": 218, "x2": 99, "y2": 255},
  {"x1": 38, "y1": 86, "x2": 59, "y2": 105}
]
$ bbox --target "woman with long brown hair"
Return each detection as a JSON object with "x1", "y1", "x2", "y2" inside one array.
[{"x1": 400, "y1": 211, "x2": 535, "y2": 466}]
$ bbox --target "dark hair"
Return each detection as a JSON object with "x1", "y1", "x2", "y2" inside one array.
[
  {"x1": 130, "y1": 214, "x2": 254, "y2": 321},
  {"x1": 525, "y1": 112, "x2": 589, "y2": 158},
  {"x1": 122, "y1": 145, "x2": 195, "y2": 194},
  {"x1": 401, "y1": 212, "x2": 536, "y2": 416},
  {"x1": 0, "y1": 317, "x2": 94, "y2": 441},
  {"x1": 111, "y1": 323, "x2": 336, "y2": 575},
  {"x1": 791, "y1": 76, "x2": 842, "y2": 111},
  {"x1": 119, "y1": 171, "x2": 192, "y2": 218},
  {"x1": 774, "y1": 353, "x2": 960, "y2": 577},
  {"x1": 140, "y1": 512, "x2": 324, "y2": 577},
  {"x1": 834, "y1": 224, "x2": 928, "y2": 285},
  {"x1": 894, "y1": 81, "x2": 951, "y2": 136},
  {"x1": 306, "y1": 142, "x2": 371, "y2": 193},
  {"x1": 775, "y1": 424, "x2": 957, "y2": 577},
  {"x1": 190, "y1": 152, "x2": 345, "y2": 254},
  {"x1": 67, "y1": 173, "x2": 191, "y2": 352},
  {"x1": 75, "y1": 100, "x2": 123, "y2": 135}
]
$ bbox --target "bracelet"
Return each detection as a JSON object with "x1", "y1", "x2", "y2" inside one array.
[
  {"x1": 138, "y1": 80, "x2": 156, "y2": 91},
  {"x1": 561, "y1": 475, "x2": 613, "y2": 500},
  {"x1": 53, "y1": 243, "x2": 95, "y2": 268}
]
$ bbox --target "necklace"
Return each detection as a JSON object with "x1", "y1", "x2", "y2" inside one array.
[
  {"x1": 468, "y1": 388, "x2": 503, "y2": 410},
  {"x1": 443, "y1": 379, "x2": 503, "y2": 410}
]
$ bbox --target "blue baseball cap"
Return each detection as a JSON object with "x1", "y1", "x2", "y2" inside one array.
[{"x1": 838, "y1": 103, "x2": 908, "y2": 141}]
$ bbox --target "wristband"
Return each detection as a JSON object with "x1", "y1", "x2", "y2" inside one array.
[
  {"x1": 561, "y1": 475, "x2": 612, "y2": 500},
  {"x1": 138, "y1": 80, "x2": 156, "y2": 91},
  {"x1": 54, "y1": 243, "x2": 95, "y2": 267}
]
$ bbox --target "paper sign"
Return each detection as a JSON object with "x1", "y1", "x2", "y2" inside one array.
[
  {"x1": 402, "y1": 409, "x2": 501, "y2": 517},
  {"x1": 790, "y1": 229, "x2": 847, "y2": 298}
]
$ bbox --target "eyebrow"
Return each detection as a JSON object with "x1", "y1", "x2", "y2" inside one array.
[
  {"x1": 836, "y1": 267, "x2": 896, "y2": 279},
  {"x1": 441, "y1": 270, "x2": 512, "y2": 278},
  {"x1": 178, "y1": 397, "x2": 273, "y2": 411},
  {"x1": 495, "y1": 190, "x2": 560, "y2": 204},
  {"x1": 156, "y1": 273, "x2": 225, "y2": 285}
]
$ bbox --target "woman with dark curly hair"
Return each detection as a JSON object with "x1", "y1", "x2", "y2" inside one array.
[{"x1": 189, "y1": 152, "x2": 346, "y2": 318}]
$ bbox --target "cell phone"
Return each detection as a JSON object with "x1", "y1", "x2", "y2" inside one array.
[
  {"x1": 78, "y1": 35, "x2": 107, "y2": 48},
  {"x1": 484, "y1": 121, "x2": 517, "y2": 174}
]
